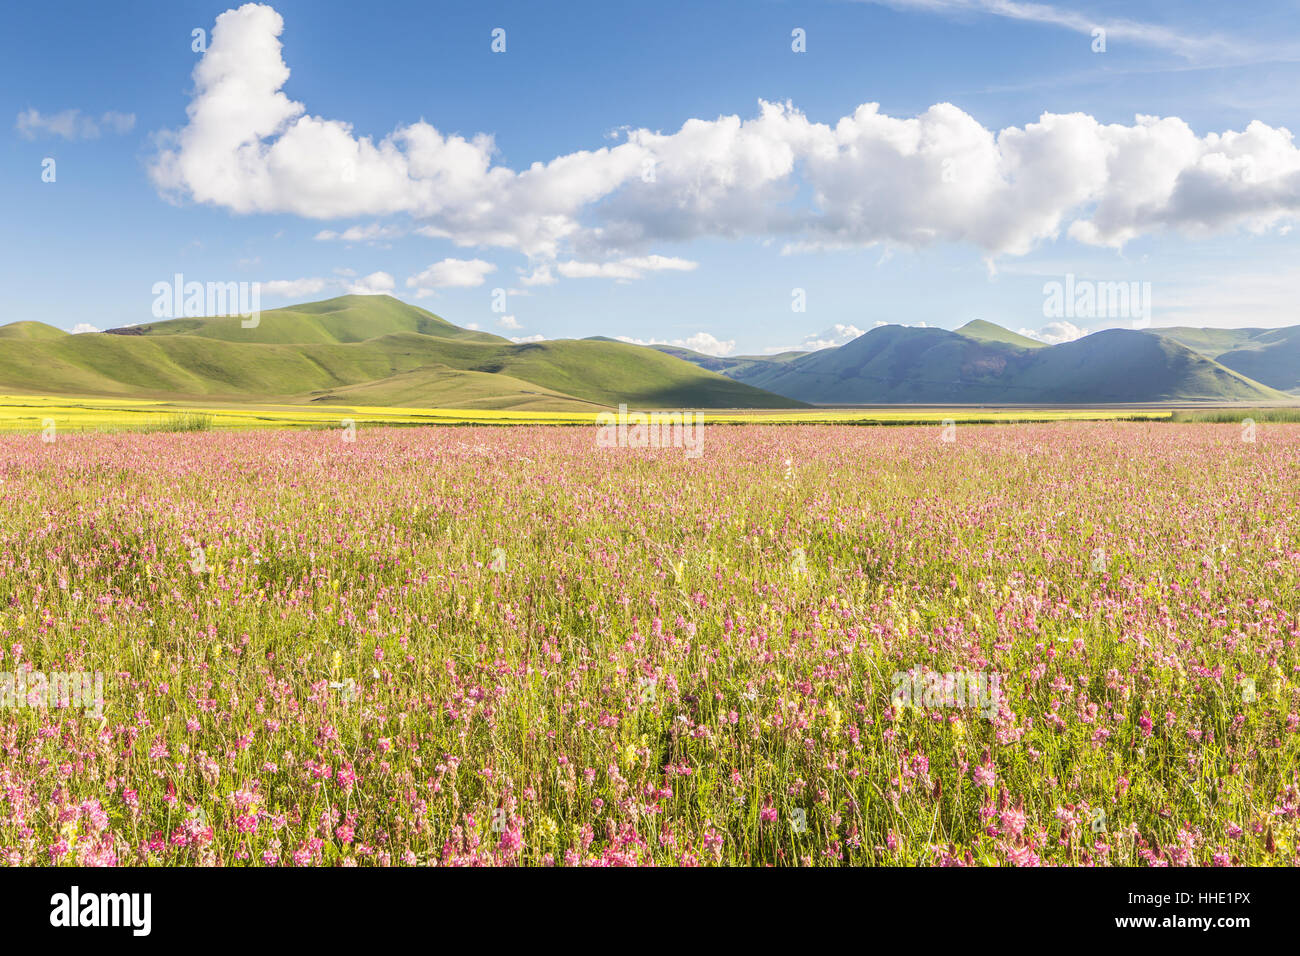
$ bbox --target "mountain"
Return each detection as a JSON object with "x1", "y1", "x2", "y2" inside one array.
[
  {"x1": 579, "y1": 338, "x2": 805, "y2": 377},
  {"x1": 0, "y1": 295, "x2": 804, "y2": 411},
  {"x1": 646, "y1": 345, "x2": 804, "y2": 378},
  {"x1": 1155, "y1": 326, "x2": 1300, "y2": 393},
  {"x1": 954, "y1": 319, "x2": 1045, "y2": 349},
  {"x1": 728, "y1": 323, "x2": 1287, "y2": 404},
  {"x1": 119, "y1": 293, "x2": 506, "y2": 346},
  {"x1": 5, "y1": 303, "x2": 1292, "y2": 408},
  {"x1": 0, "y1": 320, "x2": 68, "y2": 340}
]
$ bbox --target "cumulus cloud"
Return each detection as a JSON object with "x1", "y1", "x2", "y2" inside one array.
[
  {"x1": 616, "y1": 331, "x2": 737, "y2": 357},
  {"x1": 261, "y1": 277, "x2": 327, "y2": 297},
  {"x1": 314, "y1": 223, "x2": 404, "y2": 242},
  {"x1": 497, "y1": 315, "x2": 521, "y2": 330},
  {"x1": 1017, "y1": 320, "x2": 1088, "y2": 344},
  {"x1": 802, "y1": 323, "x2": 866, "y2": 350},
  {"x1": 510, "y1": 334, "x2": 546, "y2": 344},
  {"x1": 16, "y1": 108, "x2": 135, "y2": 140},
  {"x1": 764, "y1": 323, "x2": 869, "y2": 353},
  {"x1": 405, "y1": 257, "x2": 495, "y2": 292},
  {"x1": 346, "y1": 271, "x2": 394, "y2": 295},
  {"x1": 151, "y1": 4, "x2": 1300, "y2": 265},
  {"x1": 71, "y1": 323, "x2": 100, "y2": 334},
  {"x1": 518, "y1": 265, "x2": 556, "y2": 286},
  {"x1": 554, "y1": 256, "x2": 698, "y2": 280}
]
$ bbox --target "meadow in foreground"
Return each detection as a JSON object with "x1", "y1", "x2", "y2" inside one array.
[{"x1": 1, "y1": 422, "x2": 1297, "y2": 866}]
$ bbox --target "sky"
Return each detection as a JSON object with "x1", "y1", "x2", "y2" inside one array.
[{"x1": 4, "y1": 0, "x2": 1300, "y2": 355}]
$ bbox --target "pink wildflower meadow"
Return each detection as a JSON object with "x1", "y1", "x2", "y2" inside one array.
[{"x1": 0, "y1": 422, "x2": 1297, "y2": 866}]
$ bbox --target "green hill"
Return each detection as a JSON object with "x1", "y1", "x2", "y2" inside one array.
[
  {"x1": 0, "y1": 295, "x2": 803, "y2": 410},
  {"x1": 0, "y1": 320, "x2": 69, "y2": 340},
  {"x1": 1156, "y1": 326, "x2": 1300, "y2": 393},
  {"x1": 647, "y1": 345, "x2": 807, "y2": 378},
  {"x1": 118, "y1": 294, "x2": 507, "y2": 345},
  {"x1": 733, "y1": 324, "x2": 1286, "y2": 403},
  {"x1": 10, "y1": 297, "x2": 1292, "y2": 408},
  {"x1": 954, "y1": 319, "x2": 1045, "y2": 349}
]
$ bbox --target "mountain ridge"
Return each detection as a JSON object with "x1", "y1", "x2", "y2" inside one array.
[
  {"x1": 0, "y1": 295, "x2": 805, "y2": 411},
  {"x1": 2, "y1": 301, "x2": 1294, "y2": 408},
  {"x1": 715, "y1": 322, "x2": 1290, "y2": 404}
]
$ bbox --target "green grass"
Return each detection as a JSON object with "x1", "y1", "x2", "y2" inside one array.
[
  {"x1": 134, "y1": 412, "x2": 215, "y2": 433},
  {"x1": 954, "y1": 319, "x2": 1046, "y2": 349},
  {"x1": 0, "y1": 295, "x2": 804, "y2": 411},
  {"x1": 1157, "y1": 326, "x2": 1300, "y2": 393},
  {"x1": 1171, "y1": 407, "x2": 1300, "y2": 423}
]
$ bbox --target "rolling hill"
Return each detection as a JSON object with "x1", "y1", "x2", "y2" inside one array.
[
  {"x1": 3, "y1": 301, "x2": 1293, "y2": 408},
  {"x1": 1155, "y1": 326, "x2": 1300, "y2": 393},
  {"x1": 0, "y1": 321, "x2": 68, "y2": 341},
  {"x1": 0, "y1": 295, "x2": 805, "y2": 411},
  {"x1": 953, "y1": 319, "x2": 1045, "y2": 349},
  {"x1": 726, "y1": 323, "x2": 1288, "y2": 404}
]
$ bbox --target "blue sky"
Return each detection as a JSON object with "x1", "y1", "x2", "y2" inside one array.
[{"x1": 4, "y1": 0, "x2": 1300, "y2": 354}]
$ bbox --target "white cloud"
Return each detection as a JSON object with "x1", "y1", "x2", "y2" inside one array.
[
  {"x1": 150, "y1": 4, "x2": 1300, "y2": 263},
  {"x1": 510, "y1": 334, "x2": 546, "y2": 344},
  {"x1": 859, "y1": 1, "x2": 1247, "y2": 61},
  {"x1": 314, "y1": 223, "x2": 405, "y2": 242},
  {"x1": 346, "y1": 271, "x2": 394, "y2": 295},
  {"x1": 1017, "y1": 320, "x2": 1088, "y2": 344},
  {"x1": 262, "y1": 277, "x2": 327, "y2": 297},
  {"x1": 405, "y1": 257, "x2": 495, "y2": 291},
  {"x1": 616, "y1": 331, "x2": 736, "y2": 357},
  {"x1": 518, "y1": 265, "x2": 556, "y2": 286},
  {"x1": 71, "y1": 323, "x2": 100, "y2": 334},
  {"x1": 801, "y1": 323, "x2": 866, "y2": 350},
  {"x1": 16, "y1": 108, "x2": 135, "y2": 140},
  {"x1": 763, "y1": 323, "x2": 872, "y2": 353},
  {"x1": 497, "y1": 315, "x2": 521, "y2": 330},
  {"x1": 555, "y1": 256, "x2": 698, "y2": 280}
]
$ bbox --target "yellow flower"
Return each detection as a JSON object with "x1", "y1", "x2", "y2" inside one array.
[
  {"x1": 331, "y1": 650, "x2": 342, "y2": 674},
  {"x1": 212, "y1": 643, "x2": 222, "y2": 659},
  {"x1": 825, "y1": 703, "x2": 843, "y2": 735}
]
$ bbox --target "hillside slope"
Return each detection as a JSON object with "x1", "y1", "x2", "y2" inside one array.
[
  {"x1": 733, "y1": 325, "x2": 1285, "y2": 403},
  {"x1": 0, "y1": 295, "x2": 804, "y2": 410},
  {"x1": 955, "y1": 319, "x2": 1045, "y2": 349},
  {"x1": 1156, "y1": 326, "x2": 1300, "y2": 393},
  {"x1": 115, "y1": 294, "x2": 509, "y2": 345}
]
